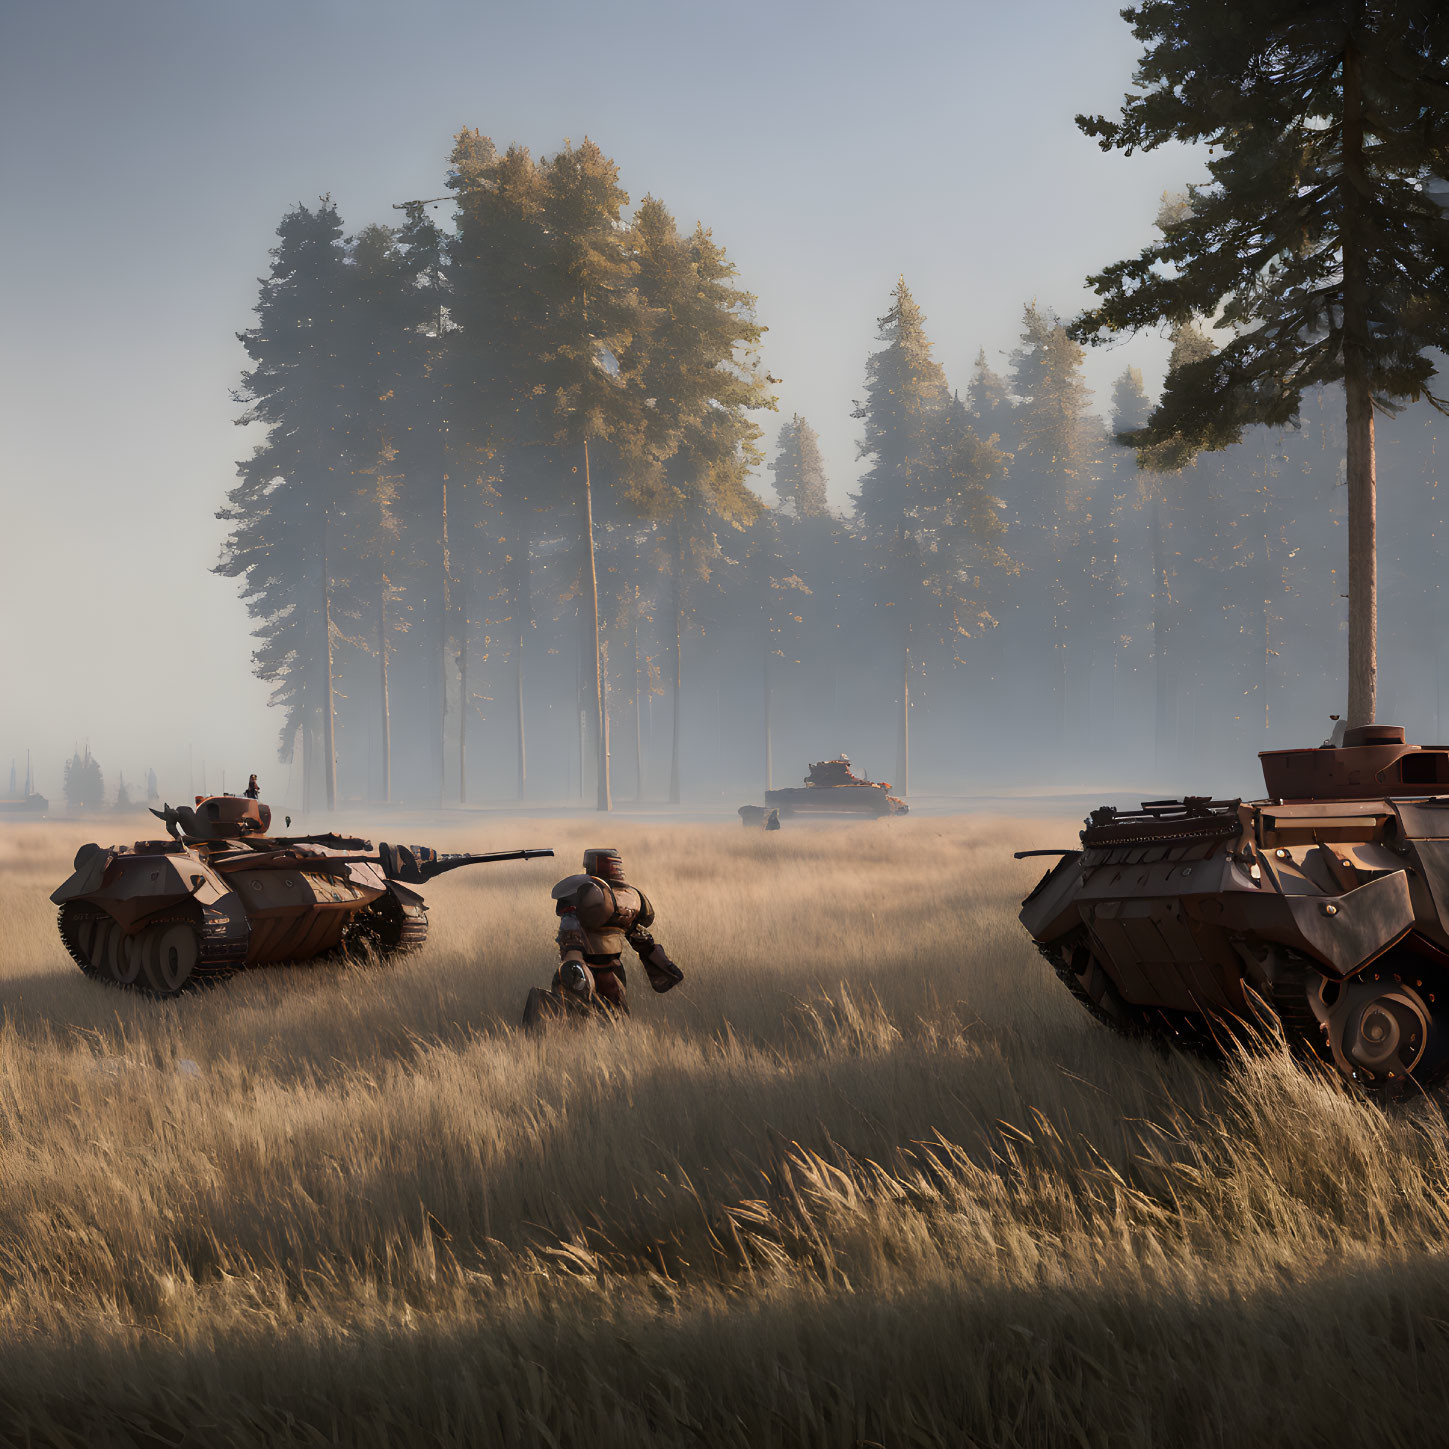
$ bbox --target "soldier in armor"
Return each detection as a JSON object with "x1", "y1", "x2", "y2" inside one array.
[{"x1": 524, "y1": 847, "x2": 682, "y2": 1025}]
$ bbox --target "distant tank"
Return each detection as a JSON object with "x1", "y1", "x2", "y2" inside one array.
[
  {"x1": 765, "y1": 757, "x2": 908, "y2": 818},
  {"x1": 1018, "y1": 724, "x2": 1449, "y2": 1090},
  {"x1": 51, "y1": 794, "x2": 553, "y2": 995}
]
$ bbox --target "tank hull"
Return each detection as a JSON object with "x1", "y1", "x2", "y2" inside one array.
[
  {"x1": 764, "y1": 785, "x2": 907, "y2": 816},
  {"x1": 53, "y1": 836, "x2": 427, "y2": 994},
  {"x1": 1020, "y1": 787, "x2": 1449, "y2": 1088},
  {"x1": 49, "y1": 795, "x2": 548, "y2": 996}
]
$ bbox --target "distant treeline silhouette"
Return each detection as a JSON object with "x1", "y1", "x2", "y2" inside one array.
[{"x1": 219, "y1": 133, "x2": 1449, "y2": 809}]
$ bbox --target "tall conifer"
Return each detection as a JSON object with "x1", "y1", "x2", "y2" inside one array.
[
  {"x1": 219, "y1": 200, "x2": 351, "y2": 809},
  {"x1": 770, "y1": 415, "x2": 830, "y2": 518},
  {"x1": 536, "y1": 140, "x2": 645, "y2": 811},
  {"x1": 1075, "y1": 0, "x2": 1449, "y2": 726},
  {"x1": 627, "y1": 199, "x2": 771, "y2": 803}
]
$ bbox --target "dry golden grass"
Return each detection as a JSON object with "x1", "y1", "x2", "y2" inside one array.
[{"x1": 2, "y1": 812, "x2": 1449, "y2": 1446}]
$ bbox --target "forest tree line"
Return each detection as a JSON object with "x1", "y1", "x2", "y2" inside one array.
[{"x1": 220, "y1": 131, "x2": 1449, "y2": 809}]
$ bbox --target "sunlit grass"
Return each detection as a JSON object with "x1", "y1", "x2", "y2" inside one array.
[{"x1": 1, "y1": 813, "x2": 1447, "y2": 1445}]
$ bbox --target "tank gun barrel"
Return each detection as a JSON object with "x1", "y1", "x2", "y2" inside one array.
[{"x1": 379, "y1": 843, "x2": 554, "y2": 884}]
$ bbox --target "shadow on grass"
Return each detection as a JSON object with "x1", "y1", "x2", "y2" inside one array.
[{"x1": 3, "y1": 1254, "x2": 1446, "y2": 1449}]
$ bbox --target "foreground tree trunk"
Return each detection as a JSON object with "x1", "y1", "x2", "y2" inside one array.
[{"x1": 1343, "y1": 34, "x2": 1378, "y2": 727}]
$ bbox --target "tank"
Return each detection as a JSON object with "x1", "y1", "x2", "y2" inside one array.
[
  {"x1": 764, "y1": 756, "x2": 908, "y2": 817},
  {"x1": 51, "y1": 794, "x2": 554, "y2": 995},
  {"x1": 1017, "y1": 724, "x2": 1449, "y2": 1090}
]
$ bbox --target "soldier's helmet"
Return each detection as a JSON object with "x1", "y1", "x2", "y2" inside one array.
[{"x1": 582, "y1": 848, "x2": 626, "y2": 883}]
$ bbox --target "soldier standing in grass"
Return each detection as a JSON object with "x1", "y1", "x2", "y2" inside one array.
[{"x1": 522, "y1": 847, "x2": 682, "y2": 1027}]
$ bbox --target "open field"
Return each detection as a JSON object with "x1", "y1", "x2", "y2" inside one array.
[{"x1": 4, "y1": 813, "x2": 1449, "y2": 1445}]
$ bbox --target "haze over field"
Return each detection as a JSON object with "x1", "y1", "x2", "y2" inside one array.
[
  {"x1": 5, "y1": 0, "x2": 1448, "y2": 818},
  {"x1": 2, "y1": 0, "x2": 1200, "y2": 803}
]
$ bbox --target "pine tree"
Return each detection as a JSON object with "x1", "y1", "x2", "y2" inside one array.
[
  {"x1": 854, "y1": 280, "x2": 1007, "y2": 790},
  {"x1": 770, "y1": 415, "x2": 829, "y2": 518},
  {"x1": 218, "y1": 200, "x2": 352, "y2": 809},
  {"x1": 923, "y1": 399, "x2": 1013, "y2": 694},
  {"x1": 1075, "y1": 0, "x2": 1449, "y2": 726},
  {"x1": 446, "y1": 134, "x2": 551, "y2": 799},
  {"x1": 392, "y1": 193, "x2": 453, "y2": 803},
  {"x1": 63, "y1": 746, "x2": 104, "y2": 810},
  {"x1": 626, "y1": 197, "x2": 772, "y2": 803},
  {"x1": 534, "y1": 140, "x2": 647, "y2": 811},
  {"x1": 1005, "y1": 303, "x2": 1103, "y2": 747},
  {"x1": 968, "y1": 349, "x2": 1015, "y2": 448},
  {"x1": 854, "y1": 279, "x2": 948, "y2": 791},
  {"x1": 333, "y1": 221, "x2": 420, "y2": 804}
]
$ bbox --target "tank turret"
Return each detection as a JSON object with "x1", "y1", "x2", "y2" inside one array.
[
  {"x1": 1017, "y1": 726, "x2": 1449, "y2": 1091},
  {"x1": 51, "y1": 795, "x2": 553, "y2": 995}
]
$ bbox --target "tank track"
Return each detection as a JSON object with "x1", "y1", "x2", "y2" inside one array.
[
  {"x1": 1258, "y1": 953, "x2": 1331, "y2": 1063},
  {"x1": 1039, "y1": 934, "x2": 1233, "y2": 1056},
  {"x1": 57, "y1": 903, "x2": 246, "y2": 994},
  {"x1": 1037, "y1": 940, "x2": 1148, "y2": 1037},
  {"x1": 340, "y1": 893, "x2": 429, "y2": 959},
  {"x1": 56, "y1": 904, "x2": 105, "y2": 979}
]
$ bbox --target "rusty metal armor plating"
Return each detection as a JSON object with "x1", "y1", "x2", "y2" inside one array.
[
  {"x1": 525, "y1": 848, "x2": 682, "y2": 1024},
  {"x1": 51, "y1": 793, "x2": 553, "y2": 996},
  {"x1": 1017, "y1": 725, "x2": 1449, "y2": 1091}
]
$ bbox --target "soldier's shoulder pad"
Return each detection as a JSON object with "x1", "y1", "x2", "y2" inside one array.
[{"x1": 551, "y1": 873, "x2": 603, "y2": 902}]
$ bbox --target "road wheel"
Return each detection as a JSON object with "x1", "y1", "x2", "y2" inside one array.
[
  {"x1": 109, "y1": 926, "x2": 144, "y2": 987},
  {"x1": 141, "y1": 922, "x2": 199, "y2": 996}
]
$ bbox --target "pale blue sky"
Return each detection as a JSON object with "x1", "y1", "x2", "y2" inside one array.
[{"x1": 0, "y1": 0, "x2": 1199, "y2": 794}]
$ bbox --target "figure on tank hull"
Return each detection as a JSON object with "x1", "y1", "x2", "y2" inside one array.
[
  {"x1": 522, "y1": 847, "x2": 682, "y2": 1027},
  {"x1": 1018, "y1": 725, "x2": 1449, "y2": 1091},
  {"x1": 52, "y1": 793, "x2": 554, "y2": 996}
]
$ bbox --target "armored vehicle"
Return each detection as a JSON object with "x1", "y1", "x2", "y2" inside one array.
[
  {"x1": 1018, "y1": 725, "x2": 1449, "y2": 1090},
  {"x1": 52, "y1": 794, "x2": 553, "y2": 995},
  {"x1": 765, "y1": 757, "x2": 908, "y2": 817}
]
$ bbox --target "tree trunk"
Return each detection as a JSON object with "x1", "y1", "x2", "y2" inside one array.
[
  {"x1": 458, "y1": 573, "x2": 468, "y2": 805},
  {"x1": 322, "y1": 510, "x2": 338, "y2": 811},
  {"x1": 379, "y1": 583, "x2": 391, "y2": 804},
  {"x1": 514, "y1": 542, "x2": 529, "y2": 801},
  {"x1": 763, "y1": 643, "x2": 774, "y2": 792},
  {"x1": 897, "y1": 635, "x2": 911, "y2": 797},
  {"x1": 581, "y1": 437, "x2": 611, "y2": 810},
  {"x1": 669, "y1": 524, "x2": 683, "y2": 806},
  {"x1": 634, "y1": 602, "x2": 645, "y2": 802},
  {"x1": 1263, "y1": 594, "x2": 1272, "y2": 734},
  {"x1": 576, "y1": 652, "x2": 587, "y2": 803},
  {"x1": 1150, "y1": 493, "x2": 1172, "y2": 772},
  {"x1": 1343, "y1": 30, "x2": 1378, "y2": 727},
  {"x1": 438, "y1": 477, "x2": 451, "y2": 806}
]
